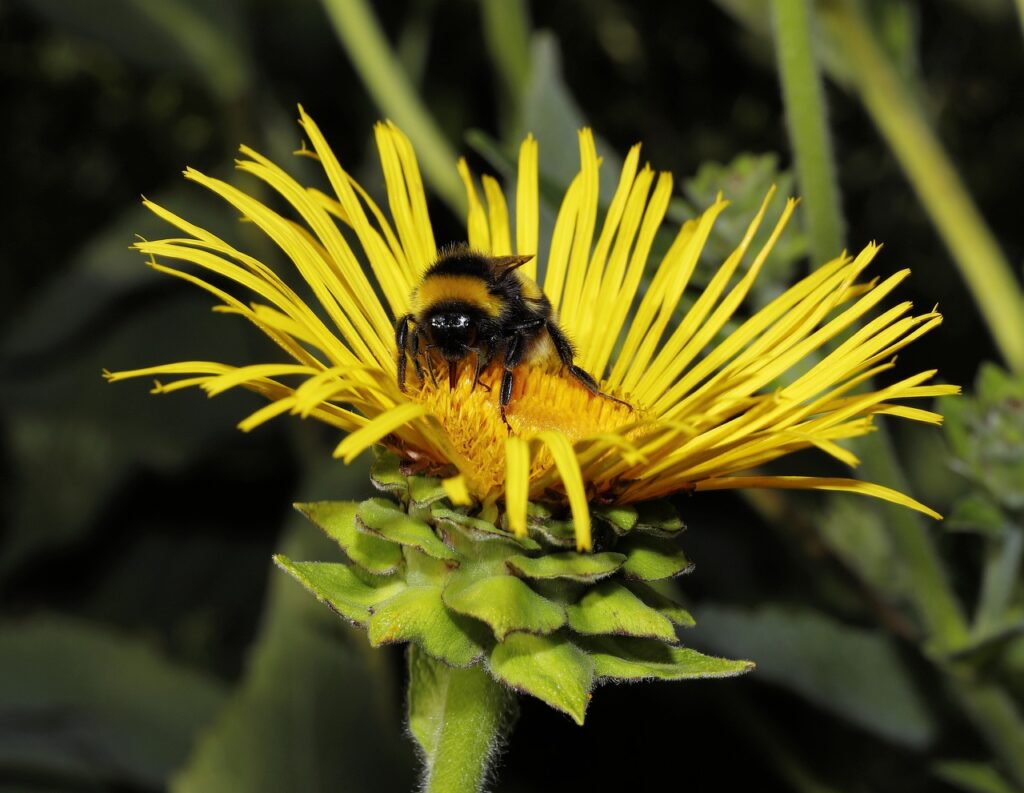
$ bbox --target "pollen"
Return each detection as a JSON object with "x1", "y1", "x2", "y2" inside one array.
[{"x1": 407, "y1": 363, "x2": 637, "y2": 498}]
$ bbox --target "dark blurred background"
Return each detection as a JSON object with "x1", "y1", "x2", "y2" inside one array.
[{"x1": 1, "y1": 1, "x2": 1022, "y2": 791}]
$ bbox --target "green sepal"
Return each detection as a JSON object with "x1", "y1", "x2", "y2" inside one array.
[
  {"x1": 409, "y1": 475, "x2": 449, "y2": 507},
  {"x1": 370, "y1": 452, "x2": 409, "y2": 498},
  {"x1": 368, "y1": 586, "x2": 486, "y2": 667},
  {"x1": 634, "y1": 500, "x2": 686, "y2": 535},
  {"x1": 443, "y1": 571, "x2": 566, "y2": 640},
  {"x1": 357, "y1": 498, "x2": 458, "y2": 561},
  {"x1": 403, "y1": 546, "x2": 458, "y2": 587},
  {"x1": 518, "y1": 503, "x2": 576, "y2": 548},
  {"x1": 273, "y1": 556, "x2": 405, "y2": 626},
  {"x1": 295, "y1": 501, "x2": 403, "y2": 575},
  {"x1": 626, "y1": 580, "x2": 696, "y2": 628},
  {"x1": 567, "y1": 580, "x2": 678, "y2": 642},
  {"x1": 488, "y1": 632, "x2": 594, "y2": 725},
  {"x1": 620, "y1": 535, "x2": 694, "y2": 580},
  {"x1": 580, "y1": 636, "x2": 754, "y2": 682},
  {"x1": 506, "y1": 551, "x2": 626, "y2": 582},
  {"x1": 594, "y1": 505, "x2": 638, "y2": 535},
  {"x1": 433, "y1": 504, "x2": 542, "y2": 551}
]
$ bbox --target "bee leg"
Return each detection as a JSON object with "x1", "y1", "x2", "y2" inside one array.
[
  {"x1": 410, "y1": 328, "x2": 426, "y2": 383},
  {"x1": 468, "y1": 346, "x2": 493, "y2": 392},
  {"x1": 499, "y1": 335, "x2": 525, "y2": 431},
  {"x1": 423, "y1": 345, "x2": 440, "y2": 388},
  {"x1": 395, "y1": 314, "x2": 414, "y2": 391},
  {"x1": 546, "y1": 321, "x2": 633, "y2": 410}
]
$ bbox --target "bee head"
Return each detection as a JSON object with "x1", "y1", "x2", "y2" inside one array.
[{"x1": 424, "y1": 305, "x2": 479, "y2": 360}]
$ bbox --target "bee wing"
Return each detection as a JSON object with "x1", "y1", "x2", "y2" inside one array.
[{"x1": 490, "y1": 254, "x2": 534, "y2": 275}]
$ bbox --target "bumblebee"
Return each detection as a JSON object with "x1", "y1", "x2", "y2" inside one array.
[{"x1": 395, "y1": 247, "x2": 629, "y2": 425}]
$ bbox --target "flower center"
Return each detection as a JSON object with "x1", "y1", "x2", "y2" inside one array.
[{"x1": 405, "y1": 362, "x2": 636, "y2": 499}]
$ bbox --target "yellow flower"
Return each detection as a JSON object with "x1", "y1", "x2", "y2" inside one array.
[{"x1": 106, "y1": 108, "x2": 957, "y2": 551}]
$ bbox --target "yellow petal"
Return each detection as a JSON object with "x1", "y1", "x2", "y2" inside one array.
[
  {"x1": 504, "y1": 437, "x2": 531, "y2": 538},
  {"x1": 442, "y1": 475, "x2": 473, "y2": 506},
  {"x1": 535, "y1": 432, "x2": 591, "y2": 551}
]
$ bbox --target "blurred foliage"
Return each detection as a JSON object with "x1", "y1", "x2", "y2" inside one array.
[
  {"x1": 945, "y1": 364, "x2": 1024, "y2": 515},
  {"x1": 1, "y1": 0, "x2": 1023, "y2": 790}
]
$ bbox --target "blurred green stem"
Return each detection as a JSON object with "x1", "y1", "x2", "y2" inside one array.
[
  {"x1": 131, "y1": 0, "x2": 248, "y2": 102},
  {"x1": 949, "y1": 676, "x2": 1024, "y2": 787},
  {"x1": 1016, "y1": 0, "x2": 1024, "y2": 41},
  {"x1": 480, "y1": 0, "x2": 532, "y2": 105},
  {"x1": 771, "y1": 0, "x2": 967, "y2": 651},
  {"x1": 767, "y1": 2, "x2": 1024, "y2": 779},
  {"x1": 771, "y1": 0, "x2": 845, "y2": 266},
  {"x1": 819, "y1": 0, "x2": 1024, "y2": 374},
  {"x1": 321, "y1": 0, "x2": 465, "y2": 215},
  {"x1": 974, "y1": 526, "x2": 1023, "y2": 637},
  {"x1": 859, "y1": 432, "x2": 968, "y2": 650}
]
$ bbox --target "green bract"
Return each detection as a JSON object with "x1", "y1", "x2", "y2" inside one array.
[{"x1": 276, "y1": 453, "x2": 752, "y2": 725}]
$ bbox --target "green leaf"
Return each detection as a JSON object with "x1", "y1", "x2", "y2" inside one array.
[
  {"x1": 945, "y1": 364, "x2": 1024, "y2": 510},
  {"x1": 178, "y1": 482, "x2": 414, "y2": 793},
  {"x1": 369, "y1": 586, "x2": 487, "y2": 667},
  {"x1": 488, "y1": 633, "x2": 594, "y2": 725},
  {"x1": 947, "y1": 493, "x2": 1008, "y2": 537},
  {"x1": 934, "y1": 759, "x2": 1020, "y2": 793},
  {"x1": 1, "y1": 293, "x2": 253, "y2": 577},
  {"x1": 694, "y1": 605, "x2": 936, "y2": 748},
  {"x1": 443, "y1": 571, "x2": 566, "y2": 640},
  {"x1": 357, "y1": 498, "x2": 457, "y2": 561},
  {"x1": 817, "y1": 498, "x2": 904, "y2": 598},
  {"x1": 581, "y1": 636, "x2": 753, "y2": 682},
  {"x1": 0, "y1": 616, "x2": 226, "y2": 789},
  {"x1": 567, "y1": 581, "x2": 678, "y2": 642},
  {"x1": 296, "y1": 501, "x2": 404, "y2": 573},
  {"x1": 370, "y1": 452, "x2": 409, "y2": 497},
  {"x1": 620, "y1": 536, "x2": 694, "y2": 580},
  {"x1": 625, "y1": 581, "x2": 697, "y2": 628},
  {"x1": 273, "y1": 557, "x2": 405, "y2": 626},
  {"x1": 505, "y1": 551, "x2": 625, "y2": 582},
  {"x1": 678, "y1": 153, "x2": 805, "y2": 304}
]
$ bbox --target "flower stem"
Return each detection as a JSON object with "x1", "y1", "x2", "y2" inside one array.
[
  {"x1": 319, "y1": 0, "x2": 465, "y2": 215},
  {"x1": 771, "y1": 0, "x2": 845, "y2": 265},
  {"x1": 765, "y1": 6, "x2": 1024, "y2": 777},
  {"x1": 408, "y1": 647, "x2": 514, "y2": 793},
  {"x1": 819, "y1": 0, "x2": 1024, "y2": 374},
  {"x1": 770, "y1": 0, "x2": 968, "y2": 651}
]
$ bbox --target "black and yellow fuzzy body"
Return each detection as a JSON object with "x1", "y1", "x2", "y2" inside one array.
[{"x1": 395, "y1": 247, "x2": 629, "y2": 427}]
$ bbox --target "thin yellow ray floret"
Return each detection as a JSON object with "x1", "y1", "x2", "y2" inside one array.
[
  {"x1": 515, "y1": 134, "x2": 539, "y2": 277},
  {"x1": 505, "y1": 437, "x2": 531, "y2": 539}
]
